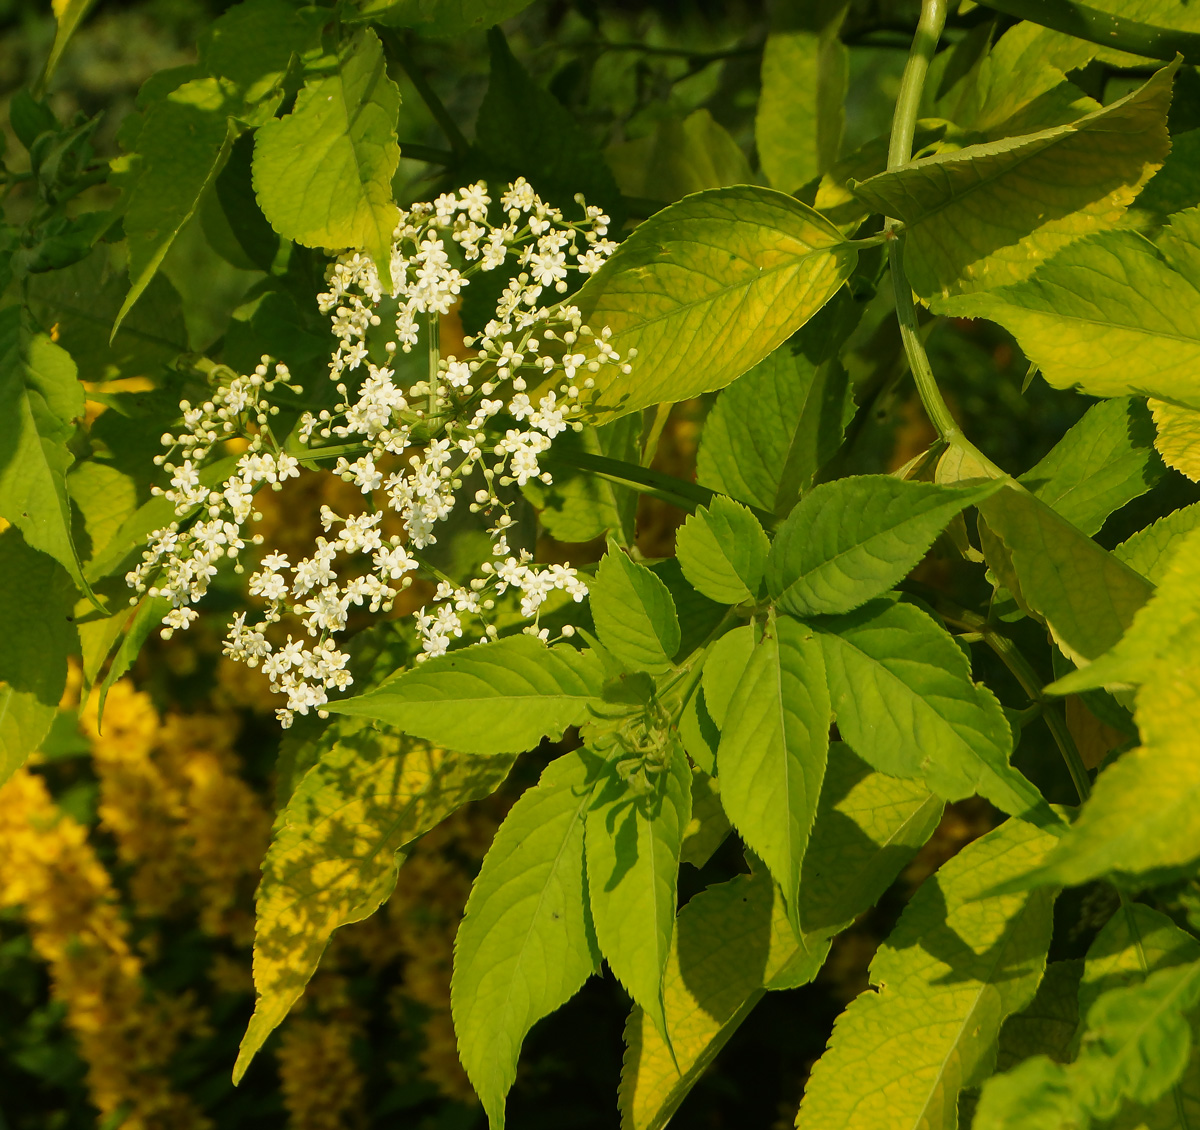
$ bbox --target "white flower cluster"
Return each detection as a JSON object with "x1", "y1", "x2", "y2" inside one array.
[{"x1": 127, "y1": 179, "x2": 631, "y2": 728}]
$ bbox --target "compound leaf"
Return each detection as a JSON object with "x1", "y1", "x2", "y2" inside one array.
[
  {"x1": 452, "y1": 749, "x2": 602, "y2": 1130},
  {"x1": 235, "y1": 724, "x2": 512, "y2": 1082},
  {"x1": 325, "y1": 636, "x2": 604, "y2": 754},
  {"x1": 591, "y1": 544, "x2": 680, "y2": 674}
]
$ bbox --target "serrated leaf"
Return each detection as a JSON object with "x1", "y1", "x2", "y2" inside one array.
[
  {"x1": 1114, "y1": 501, "x2": 1200, "y2": 583},
  {"x1": 0, "y1": 307, "x2": 93, "y2": 598},
  {"x1": 0, "y1": 529, "x2": 77, "y2": 783},
  {"x1": 941, "y1": 208, "x2": 1200, "y2": 406},
  {"x1": 717, "y1": 613, "x2": 830, "y2": 917},
  {"x1": 452, "y1": 749, "x2": 602, "y2": 1130},
  {"x1": 814, "y1": 597, "x2": 1056, "y2": 824},
  {"x1": 1019, "y1": 397, "x2": 1163, "y2": 537},
  {"x1": 766, "y1": 476, "x2": 1000, "y2": 617},
  {"x1": 325, "y1": 636, "x2": 603, "y2": 754},
  {"x1": 696, "y1": 294, "x2": 858, "y2": 516},
  {"x1": 1023, "y1": 528, "x2": 1200, "y2": 885},
  {"x1": 622, "y1": 751, "x2": 941, "y2": 1130},
  {"x1": 590, "y1": 545, "x2": 680, "y2": 674},
  {"x1": 619, "y1": 868, "x2": 827, "y2": 1130},
  {"x1": 979, "y1": 486, "x2": 1152, "y2": 665},
  {"x1": 234, "y1": 724, "x2": 512, "y2": 1082},
  {"x1": 756, "y1": 5, "x2": 848, "y2": 193},
  {"x1": 853, "y1": 62, "x2": 1174, "y2": 299},
  {"x1": 567, "y1": 186, "x2": 857, "y2": 419},
  {"x1": 349, "y1": 0, "x2": 535, "y2": 36},
  {"x1": 796, "y1": 818, "x2": 1060, "y2": 1130},
  {"x1": 252, "y1": 29, "x2": 400, "y2": 289},
  {"x1": 675, "y1": 496, "x2": 768, "y2": 605},
  {"x1": 798, "y1": 743, "x2": 942, "y2": 935},
  {"x1": 1151, "y1": 398, "x2": 1200, "y2": 481},
  {"x1": 586, "y1": 741, "x2": 691, "y2": 1036},
  {"x1": 118, "y1": 77, "x2": 235, "y2": 330}
]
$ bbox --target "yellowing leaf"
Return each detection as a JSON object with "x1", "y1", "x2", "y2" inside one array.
[
  {"x1": 853, "y1": 62, "x2": 1174, "y2": 299},
  {"x1": 570, "y1": 186, "x2": 857, "y2": 419},
  {"x1": 234, "y1": 724, "x2": 512, "y2": 1083},
  {"x1": 796, "y1": 818, "x2": 1060, "y2": 1130},
  {"x1": 1151, "y1": 398, "x2": 1200, "y2": 481},
  {"x1": 941, "y1": 209, "x2": 1200, "y2": 406}
]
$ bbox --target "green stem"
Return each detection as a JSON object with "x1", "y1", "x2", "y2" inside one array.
[
  {"x1": 377, "y1": 29, "x2": 470, "y2": 157},
  {"x1": 398, "y1": 141, "x2": 456, "y2": 165},
  {"x1": 885, "y1": 0, "x2": 1008, "y2": 480},
  {"x1": 426, "y1": 312, "x2": 441, "y2": 420},
  {"x1": 940, "y1": 602, "x2": 1092, "y2": 804},
  {"x1": 974, "y1": 0, "x2": 1200, "y2": 64}
]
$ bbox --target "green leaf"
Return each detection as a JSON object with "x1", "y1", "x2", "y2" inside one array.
[
  {"x1": 568, "y1": 186, "x2": 857, "y2": 419},
  {"x1": 1151, "y1": 397, "x2": 1200, "y2": 481},
  {"x1": 1019, "y1": 397, "x2": 1163, "y2": 537},
  {"x1": 95, "y1": 595, "x2": 171, "y2": 720},
  {"x1": 798, "y1": 743, "x2": 942, "y2": 935},
  {"x1": 814, "y1": 597, "x2": 1056, "y2": 824},
  {"x1": 325, "y1": 636, "x2": 603, "y2": 754},
  {"x1": 1114, "y1": 501, "x2": 1200, "y2": 583},
  {"x1": 0, "y1": 307, "x2": 93, "y2": 598},
  {"x1": 678, "y1": 626, "x2": 754, "y2": 775},
  {"x1": 590, "y1": 545, "x2": 680, "y2": 674},
  {"x1": 755, "y1": 4, "x2": 848, "y2": 193},
  {"x1": 252, "y1": 29, "x2": 400, "y2": 289},
  {"x1": 605, "y1": 109, "x2": 752, "y2": 203},
  {"x1": 198, "y1": 0, "x2": 322, "y2": 104},
  {"x1": 117, "y1": 77, "x2": 236, "y2": 330},
  {"x1": 796, "y1": 817, "x2": 1060, "y2": 1130},
  {"x1": 26, "y1": 248, "x2": 188, "y2": 382},
  {"x1": 619, "y1": 867, "x2": 828, "y2": 1130},
  {"x1": 1024, "y1": 529, "x2": 1200, "y2": 885},
  {"x1": 452, "y1": 749, "x2": 602, "y2": 1130},
  {"x1": 475, "y1": 28, "x2": 622, "y2": 219},
  {"x1": 675, "y1": 497, "x2": 768, "y2": 605},
  {"x1": 995, "y1": 959, "x2": 1083, "y2": 1071},
  {"x1": 979, "y1": 486, "x2": 1152, "y2": 665},
  {"x1": 695, "y1": 293, "x2": 858, "y2": 516},
  {"x1": 45, "y1": 0, "x2": 99, "y2": 86},
  {"x1": 586, "y1": 741, "x2": 691, "y2": 1036},
  {"x1": 717, "y1": 613, "x2": 831, "y2": 916},
  {"x1": 0, "y1": 528, "x2": 77, "y2": 784},
  {"x1": 679, "y1": 768, "x2": 731, "y2": 869},
  {"x1": 349, "y1": 0, "x2": 535, "y2": 36},
  {"x1": 66, "y1": 461, "x2": 139, "y2": 570},
  {"x1": 766, "y1": 475, "x2": 1000, "y2": 617},
  {"x1": 853, "y1": 62, "x2": 1175, "y2": 299},
  {"x1": 941, "y1": 208, "x2": 1200, "y2": 406},
  {"x1": 235, "y1": 723, "x2": 512, "y2": 1082}
]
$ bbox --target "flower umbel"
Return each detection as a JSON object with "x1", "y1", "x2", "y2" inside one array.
[{"x1": 127, "y1": 180, "x2": 629, "y2": 726}]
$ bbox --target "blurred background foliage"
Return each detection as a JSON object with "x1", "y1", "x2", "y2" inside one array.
[{"x1": 1, "y1": 0, "x2": 1198, "y2": 1126}]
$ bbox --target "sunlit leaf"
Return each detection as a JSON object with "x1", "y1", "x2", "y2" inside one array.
[
  {"x1": 253, "y1": 29, "x2": 400, "y2": 290},
  {"x1": 568, "y1": 186, "x2": 857, "y2": 419},
  {"x1": 717, "y1": 613, "x2": 830, "y2": 917},
  {"x1": 234, "y1": 724, "x2": 512, "y2": 1082},
  {"x1": 796, "y1": 818, "x2": 1060, "y2": 1130},
  {"x1": 679, "y1": 768, "x2": 730, "y2": 869},
  {"x1": 675, "y1": 496, "x2": 769, "y2": 605},
  {"x1": 326, "y1": 635, "x2": 604, "y2": 754},
  {"x1": 1114, "y1": 501, "x2": 1200, "y2": 583},
  {"x1": 590, "y1": 544, "x2": 680, "y2": 675},
  {"x1": 452, "y1": 749, "x2": 602, "y2": 1130},
  {"x1": 853, "y1": 62, "x2": 1174, "y2": 299},
  {"x1": 1151, "y1": 398, "x2": 1200, "y2": 481},
  {"x1": 586, "y1": 742, "x2": 691, "y2": 1037}
]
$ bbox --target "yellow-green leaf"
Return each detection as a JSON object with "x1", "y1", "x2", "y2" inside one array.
[
  {"x1": 1151, "y1": 398, "x2": 1200, "y2": 481},
  {"x1": 252, "y1": 29, "x2": 400, "y2": 289},
  {"x1": 796, "y1": 817, "x2": 1060, "y2": 1130},
  {"x1": 853, "y1": 62, "x2": 1175, "y2": 299},
  {"x1": 570, "y1": 186, "x2": 857, "y2": 419},
  {"x1": 234, "y1": 724, "x2": 512, "y2": 1083}
]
